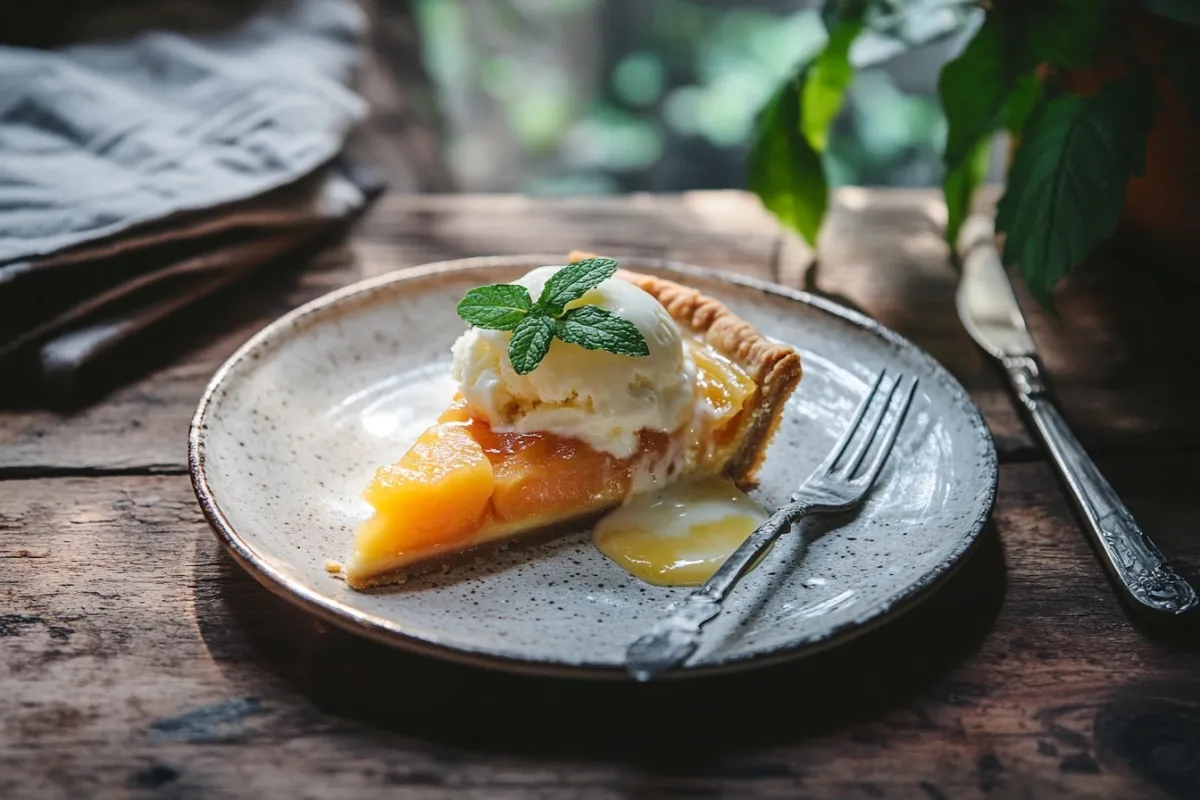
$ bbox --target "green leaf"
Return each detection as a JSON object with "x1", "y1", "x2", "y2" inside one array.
[
  {"x1": 749, "y1": 73, "x2": 828, "y2": 247},
  {"x1": 939, "y1": 14, "x2": 1011, "y2": 168},
  {"x1": 802, "y1": 18, "x2": 864, "y2": 152},
  {"x1": 556, "y1": 305, "x2": 650, "y2": 357},
  {"x1": 456, "y1": 284, "x2": 533, "y2": 331},
  {"x1": 1004, "y1": 74, "x2": 1044, "y2": 134},
  {"x1": 1024, "y1": 0, "x2": 1116, "y2": 68},
  {"x1": 507, "y1": 313, "x2": 557, "y2": 375},
  {"x1": 1165, "y1": 46, "x2": 1200, "y2": 121},
  {"x1": 995, "y1": 70, "x2": 1158, "y2": 306},
  {"x1": 943, "y1": 135, "x2": 991, "y2": 247},
  {"x1": 537, "y1": 257, "x2": 619, "y2": 316}
]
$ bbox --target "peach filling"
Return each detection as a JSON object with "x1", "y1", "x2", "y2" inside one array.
[{"x1": 349, "y1": 339, "x2": 757, "y2": 579}]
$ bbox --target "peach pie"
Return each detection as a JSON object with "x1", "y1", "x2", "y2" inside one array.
[{"x1": 342, "y1": 255, "x2": 802, "y2": 589}]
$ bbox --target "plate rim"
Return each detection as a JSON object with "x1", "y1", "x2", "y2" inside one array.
[{"x1": 188, "y1": 254, "x2": 999, "y2": 680}]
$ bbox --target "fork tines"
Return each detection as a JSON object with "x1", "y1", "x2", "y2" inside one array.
[{"x1": 816, "y1": 370, "x2": 919, "y2": 487}]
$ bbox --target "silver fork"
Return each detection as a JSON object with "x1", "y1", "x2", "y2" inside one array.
[{"x1": 624, "y1": 370, "x2": 920, "y2": 681}]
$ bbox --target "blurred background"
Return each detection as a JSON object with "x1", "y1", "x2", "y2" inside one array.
[{"x1": 408, "y1": 0, "x2": 1002, "y2": 196}]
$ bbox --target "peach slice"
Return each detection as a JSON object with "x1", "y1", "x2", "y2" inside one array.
[
  {"x1": 689, "y1": 339, "x2": 756, "y2": 422},
  {"x1": 490, "y1": 434, "x2": 630, "y2": 523},
  {"x1": 355, "y1": 423, "x2": 494, "y2": 559},
  {"x1": 437, "y1": 393, "x2": 472, "y2": 424}
]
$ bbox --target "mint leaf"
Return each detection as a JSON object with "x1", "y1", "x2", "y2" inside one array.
[
  {"x1": 1024, "y1": 0, "x2": 1115, "y2": 68},
  {"x1": 1004, "y1": 74, "x2": 1043, "y2": 134},
  {"x1": 507, "y1": 313, "x2": 556, "y2": 375},
  {"x1": 538, "y1": 258, "x2": 619, "y2": 316},
  {"x1": 750, "y1": 72, "x2": 828, "y2": 247},
  {"x1": 556, "y1": 306, "x2": 650, "y2": 357},
  {"x1": 996, "y1": 70, "x2": 1158, "y2": 306},
  {"x1": 943, "y1": 135, "x2": 991, "y2": 247},
  {"x1": 939, "y1": 14, "x2": 1010, "y2": 168},
  {"x1": 802, "y1": 17, "x2": 863, "y2": 152},
  {"x1": 456, "y1": 284, "x2": 533, "y2": 331}
]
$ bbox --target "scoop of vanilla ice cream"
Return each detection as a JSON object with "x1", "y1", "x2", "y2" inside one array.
[{"x1": 451, "y1": 266, "x2": 695, "y2": 458}]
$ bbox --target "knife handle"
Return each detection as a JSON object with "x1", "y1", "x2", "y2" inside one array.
[{"x1": 1003, "y1": 355, "x2": 1197, "y2": 616}]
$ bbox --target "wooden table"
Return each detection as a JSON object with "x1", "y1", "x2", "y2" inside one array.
[{"x1": 4, "y1": 187, "x2": 1200, "y2": 800}]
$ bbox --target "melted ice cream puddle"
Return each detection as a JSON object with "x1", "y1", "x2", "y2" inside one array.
[{"x1": 593, "y1": 477, "x2": 769, "y2": 586}]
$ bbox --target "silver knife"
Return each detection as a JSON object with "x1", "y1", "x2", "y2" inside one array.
[{"x1": 956, "y1": 216, "x2": 1197, "y2": 616}]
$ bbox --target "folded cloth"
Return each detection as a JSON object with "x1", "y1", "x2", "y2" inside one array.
[
  {"x1": 0, "y1": 159, "x2": 384, "y2": 407},
  {"x1": 0, "y1": 0, "x2": 381, "y2": 407},
  {"x1": 0, "y1": 156, "x2": 378, "y2": 345},
  {"x1": 0, "y1": 0, "x2": 369, "y2": 265}
]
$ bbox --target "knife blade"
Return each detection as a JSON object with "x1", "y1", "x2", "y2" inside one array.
[{"x1": 955, "y1": 215, "x2": 1197, "y2": 617}]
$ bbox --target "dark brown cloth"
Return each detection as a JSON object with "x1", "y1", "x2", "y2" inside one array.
[{"x1": 0, "y1": 160, "x2": 383, "y2": 407}]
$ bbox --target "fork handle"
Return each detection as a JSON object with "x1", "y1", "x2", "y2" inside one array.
[
  {"x1": 694, "y1": 500, "x2": 809, "y2": 602},
  {"x1": 623, "y1": 502, "x2": 809, "y2": 680},
  {"x1": 1005, "y1": 356, "x2": 1197, "y2": 616}
]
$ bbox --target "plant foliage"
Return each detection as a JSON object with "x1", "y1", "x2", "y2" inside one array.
[{"x1": 749, "y1": 0, "x2": 1200, "y2": 306}]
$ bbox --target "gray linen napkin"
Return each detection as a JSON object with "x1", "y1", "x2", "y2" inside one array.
[
  {"x1": 0, "y1": 0, "x2": 369, "y2": 265},
  {"x1": 0, "y1": 0, "x2": 381, "y2": 406}
]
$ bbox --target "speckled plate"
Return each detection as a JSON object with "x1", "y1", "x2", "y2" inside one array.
[{"x1": 189, "y1": 255, "x2": 997, "y2": 679}]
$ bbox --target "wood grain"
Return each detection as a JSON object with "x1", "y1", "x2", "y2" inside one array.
[
  {"x1": 7, "y1": 189, "x2": 1197, "y2": 476},
  {"x1": 4, "y1": 179, "x2": 1200, "y2": 795},
  {"x1": 2, "y1": 462, "x2": 1197, "y2": 800},
  {"x1": 0, "y1": 190, "x2": 1037, "y2": 474}
]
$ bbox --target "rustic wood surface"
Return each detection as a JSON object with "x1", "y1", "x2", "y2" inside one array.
[
  {"x1": 7, "y1": 5, "x2": 1200, "y2": 796},
  {"x1": 4, "y1": 184, "x2": 1200, "y2": 800}
]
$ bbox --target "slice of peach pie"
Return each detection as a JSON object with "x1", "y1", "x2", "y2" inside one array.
[{"x1": 342, "y1": 254, "x2": 802, "y2": 589}]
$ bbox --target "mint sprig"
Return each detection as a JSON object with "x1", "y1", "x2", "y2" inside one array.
[{"x1": 455, "y1": 257, "x2": 649, "y2": 375}]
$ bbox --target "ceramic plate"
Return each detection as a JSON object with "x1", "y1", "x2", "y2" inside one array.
[{"x1": 190, "y1": 256, "x2": 997, "y2": 679}]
